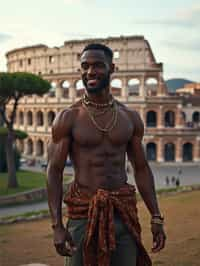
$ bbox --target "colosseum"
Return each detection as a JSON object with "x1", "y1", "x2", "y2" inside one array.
[{"x1": 6, "y1": 35, "x2": 200, "y2": 163}]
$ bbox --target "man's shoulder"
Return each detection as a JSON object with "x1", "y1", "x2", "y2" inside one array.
[
  {"x1": 51, "y1": 100, "x2": 82, "y2": 143},
  {"x1": 55, "y1": 99, "x2": 82, "y2": 122},
  {"x1": 116, "y1": 101, "x2": 142, "y2": 121},
  {"x1": 116, "y1": 100, "x2": 144, "y2": 137}
]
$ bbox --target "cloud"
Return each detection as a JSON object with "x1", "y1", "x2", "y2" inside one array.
[
  {"x1": 132, "y1": 4, "x2": 200, "y2": 28},
  {"x1": 63, "y1": 0, "x2": 91, "y2": 4},
  {"x1": 63, "y1": 32, "x2": 95, "y2": 40},
  {"x1": 0, "y1": 33, "x2": 13, "y2": 43},
  {"x1": 162, "y1": 39, "x2": 200, "y2": 51}
]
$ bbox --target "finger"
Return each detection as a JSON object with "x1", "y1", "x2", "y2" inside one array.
[
  {"x1": 152, "y1": 233, "x2": 166, "y2": 253},
  {"x1": 55, "y1": 243, "x2": 73, "y2": 257},
  {"x1": 65, "y1": 232, "x2": 77, "y2": 252}
]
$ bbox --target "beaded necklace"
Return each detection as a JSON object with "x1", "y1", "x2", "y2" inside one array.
[{"x1": 82, "y1": 94, "x2": 114, "y2": 108}]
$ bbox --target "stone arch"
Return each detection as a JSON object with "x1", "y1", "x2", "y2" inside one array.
[
  {"x1": 61, "y1": 80, "x2": 70, "y2": 98},
  {"x1": 128, "y1": 78, "x2": 140, "y2": 96},
  {"x1": 27, "y1": 139, "x2": 33, "y2": 155},
  {"x1": 164, "y1": 143, "x2": 175, "y2": 161},
  {"x1": 51, "y1": 81, "x2": 57, "y2": 89},
  {"x1": 111, "y1": 78, "x2": 122, "y2": 96},
  {"x1": 76, "y1": 79, "x2": 85, "y2": 97},
  {"x1": 36, "y1": 111, "x2": 44, "y2": 126},
  {"x1": 61, "y1": 80, "x2": 70, "y2": 89},
  {"x1": 19, "y1": 111, "x2": 24, "y2": 125},
  {"x1": 146, "y1": 111, "x2": 157, "y2": 127},
  {"x1": 36, "y1": 139, "x2": 44, "y2": 156},
  {"x1": 47, "y1": 81, "x2": 56, "y2": 97},
  {"x1": 165, "y1": 111, "x2": 175, "y2": 127},
  {"x1": 183, "y1": 142, "x2": 193, "y2": 161},
  {"x1": 145, "y1": 77, "x2": 158, "y2": 96},
  {"x1": 48, "y1": 111, "x2": 56, "y2": 126},
  {"x1": 27, "y1": 111, "x2": 33, "y2": 126},
  {"x1": 18, "y1": 139, "x2": 24, "y2": 153},
  {"x1": 146, "y1": 143, "x2": 157, "y2": 161}
]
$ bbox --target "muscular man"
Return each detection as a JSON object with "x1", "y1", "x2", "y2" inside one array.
[{"x1": 47, "y1": 43, "x2": 166, "y2": 266}]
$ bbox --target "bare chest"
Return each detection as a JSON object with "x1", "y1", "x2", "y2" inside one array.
[{"x1": 72, "y1": 107, "x2": 134, "y2": 147}]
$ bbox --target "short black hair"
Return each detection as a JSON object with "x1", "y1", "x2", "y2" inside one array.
[{"x1": 81, "y1": 43, "x2": 113, "y2": 62}]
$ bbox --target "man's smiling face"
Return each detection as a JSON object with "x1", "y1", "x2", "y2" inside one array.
[{"x1": 80, "y1": 49, "x2": 113, "y2": 94}]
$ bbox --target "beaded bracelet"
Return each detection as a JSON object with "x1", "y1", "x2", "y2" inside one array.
[{"x1": 151, "y1": 214, "x2": 164, "y2": 225}]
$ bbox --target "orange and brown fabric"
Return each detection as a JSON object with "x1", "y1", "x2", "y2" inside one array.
[{"x1": 64, "y1": 182, "x2": 152, "y2": 266}]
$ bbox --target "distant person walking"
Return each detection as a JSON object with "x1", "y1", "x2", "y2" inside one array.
[
  {"x1": 171, "y1": 176, "x2": 176, "y2": 186},
  {"x1": 175, "y1": 178, "x2": 180, "y2": 188},
  {"x1": 165, "y1": 176, "x2": 169, "y2": 186}
]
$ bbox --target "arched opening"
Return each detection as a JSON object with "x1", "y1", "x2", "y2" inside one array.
[
  {"x1": 111, "y1": 79, "x2": 122, "y2": 96},
  {"x1": 27, "y1": 111, "x2": 33, "y2": 126},
  {"x1": 19, "y1": 111, "x2": 24, "y2": 125},
  {"x1": 36, "y1": 140, "x2": 44, "y2": 156},
  {"x1": 18, "y1": 140, "x2": 24, "y2": 153},
  {"x1": 145, "y1": 78, "x2": 158, "y2": 96},
  {"x1": 165, "y1": 111, "x2": 175, "y2": 127},
  {"x1": 128, "y1": 79, "x2": 140, "y2": 96},
  {"x1": 37, "y1": 111, "x2": 44, "y2": 126},
  {"x1": 48, "y1": 111, "x2": 56, "y2": 126},
  {"x1": 146, "y1": 143, "x2": 157, "y2": 161},
  {"x1": 192, "y1": 111, "x2": 200, "y2": 125},
  {"x1": 61, "y1": 80, "x2": 70, "y2": 98},
  {"x1": 51, "y1": 81, "x2": 57, "y2": 89},
  {"x1": 183, "y1": 143, "x2": 193, "y2": 161},
  {"x1": 48, "y1": 81, "x2": 56, "y2": 97},
  {"x1": 164, "y1": 143, "x2": 175, "y2": 161},
  {"x1": 76, "y1": 79, "x2": 85, "y2": 97},
  {"x1": 146, "y1": 111, "x2": 157, "y2": 127},
  {"x1": 27, "y1": 139, "x2": 33, "y2": 155}
]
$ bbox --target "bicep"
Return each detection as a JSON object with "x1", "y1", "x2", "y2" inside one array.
[
  {"x1": 47, "y1": 137, "x2": 70, "y2": 172},
  {"x1": 127, "y1": 136, "x2": 147, "y2": 171},
  {"x1": 126, "y1": 110, "x2": 146, "y2": 169}
]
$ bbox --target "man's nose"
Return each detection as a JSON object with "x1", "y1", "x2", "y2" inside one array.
[{"x1": 87, "y1": 65, "x2": 96, "y2": 75}]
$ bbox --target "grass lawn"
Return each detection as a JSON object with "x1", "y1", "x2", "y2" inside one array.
[{"x1": 0, "y1": 170, "x2": 71, "y2": 196}]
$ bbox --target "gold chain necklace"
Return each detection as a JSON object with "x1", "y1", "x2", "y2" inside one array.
[{"x1": 82, "y1": 100, "x2": 118, "y2": 133}]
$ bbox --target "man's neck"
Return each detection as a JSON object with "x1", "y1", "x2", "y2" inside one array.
[{"x1": 85, "y1": 88, "x2": 111, "y2": 104}]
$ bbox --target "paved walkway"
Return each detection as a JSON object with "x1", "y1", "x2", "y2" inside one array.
[{"x1": 0, "y1": 163, "x2": 200, "y2": 218}]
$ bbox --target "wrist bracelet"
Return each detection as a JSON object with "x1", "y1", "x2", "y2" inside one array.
[{"x1": 151, "y1": 215, "x2": 164, "y2": 225}]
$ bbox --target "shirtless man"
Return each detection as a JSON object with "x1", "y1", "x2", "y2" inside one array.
[{"x1": 47, "y1": 43, "x2": 166, "y2": 266}]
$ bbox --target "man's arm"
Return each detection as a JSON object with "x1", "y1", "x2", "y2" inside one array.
[
  {"x1": 127, "y1": 111, "x2": 166, "y2": 252},
  {"x1": 46, "y1": 109, "x2": 76, "y2": 256}
]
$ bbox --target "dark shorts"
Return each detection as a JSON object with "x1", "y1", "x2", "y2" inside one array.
[{"x1": 65, "y1": 214, "x2": 138, "y2": 266}]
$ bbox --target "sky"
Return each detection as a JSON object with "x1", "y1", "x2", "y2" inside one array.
[{"x1": 0, "y1": 0, "x2": 200, "y2": 81}]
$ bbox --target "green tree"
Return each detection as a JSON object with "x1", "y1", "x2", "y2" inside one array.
[
  {"x1": 0, "y1": 72, "x2": 51, "y2": 188},
  {"x1": 0, "y1": 127, "x2": 28, "y2": 172}
]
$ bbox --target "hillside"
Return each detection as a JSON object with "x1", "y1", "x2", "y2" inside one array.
[{"x1": 166, "y1": 78, "x2": 194, "y2": 93}]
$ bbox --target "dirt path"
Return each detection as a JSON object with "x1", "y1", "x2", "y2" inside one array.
[{"x1": 0, "y1": 190, "x2": 200, "y2": 266}]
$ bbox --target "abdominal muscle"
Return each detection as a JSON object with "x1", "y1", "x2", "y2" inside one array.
[{"x1": 72, "y1": 150, "x2": 128, "y2": 194}]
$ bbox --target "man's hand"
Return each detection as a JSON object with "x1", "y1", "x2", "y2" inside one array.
[
  {"x1": 53, "y1": 226, "x2": 77, "y2": 256},
  {"x1": 151, "y1": 223, "x2": 166, "y2": 253}
]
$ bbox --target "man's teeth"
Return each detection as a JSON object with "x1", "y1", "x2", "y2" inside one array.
[{"x1": 88, "y1": 79, "x2": 97, "y2": 84}]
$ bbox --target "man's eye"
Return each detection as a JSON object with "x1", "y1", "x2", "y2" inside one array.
[{"x1": 81, "y1": 64, "x2": 89, "y2": 70}]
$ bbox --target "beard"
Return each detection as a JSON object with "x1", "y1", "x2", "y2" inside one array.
[{"x1": 83, "y1": 74, "x2": 110, "y2": 94}]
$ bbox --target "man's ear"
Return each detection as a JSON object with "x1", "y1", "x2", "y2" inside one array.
[{"x1": 110, "y1": 63, "x2": 115, "y2": 74}]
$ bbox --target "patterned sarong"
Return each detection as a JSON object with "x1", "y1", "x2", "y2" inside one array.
[{"x1": 64, "y1": 182, "x2": 152, "y2": 266}]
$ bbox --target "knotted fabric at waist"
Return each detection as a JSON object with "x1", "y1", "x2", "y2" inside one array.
[{"x1": 64, "y1": 182, "x2": 152, "y2": 266}]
